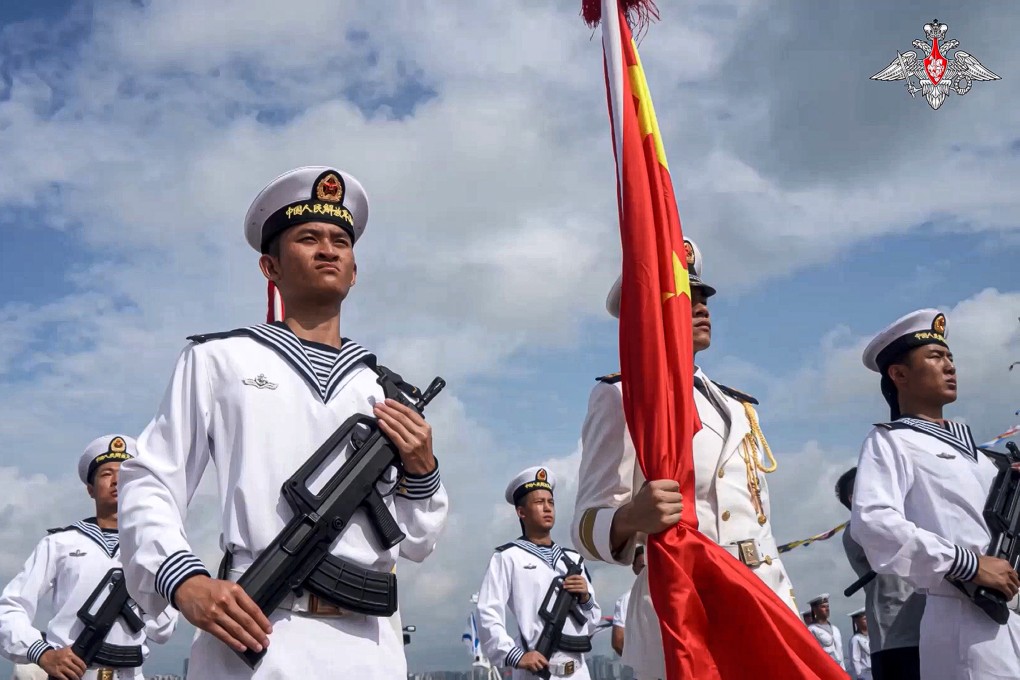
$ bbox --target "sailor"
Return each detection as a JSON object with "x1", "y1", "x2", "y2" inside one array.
[
  {"x1": 801, "y1": 610, "x2": 814, "y2": 626},
  {"x1": 837, "y1": 467, "x2": 923, "y2": 680},
  {"x1": 848, "y1": 609, "x2": 872, "y2": 680},
  {"x1": 476, "y1": 467, "x2": 601, "y2": 679},
  {"x1": 0, "y1": 435, "x2": 177, "y2": 680},
  {"x1": 610, "y1": 546, "x2": 644, "y2": 659},
  {"x1": 117, "y1": 166, "x2": 449, "y2": 678},
  {"x1": 851, "y1": 309, "x2": 1020, "y2": 680},
  {"x1": 806, "y1": 594, "x2": 846, "y2": 671},
  {"x1": 570, "y1": 238, "x2": 798, "y2": 680}
]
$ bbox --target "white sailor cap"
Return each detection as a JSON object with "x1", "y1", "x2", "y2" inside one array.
[
  {"x1": 849, "y1": 608, "x2": 865, "y2": 618},
  {"x1": 606, "y1": 238, "x2": 716, "y2": 318},
  {"x1": 78, "y1": 434, "x2": 136, "y2": 485},
  {"x1": 808, "y1": 593, "x2": 830, "y2": 606},
  {"x1": 862, "y1": 309, "x2": 948, "y2": 373},
  {"x1": 504, "y1": 466, "x2": 556, "y2": 506},
  {"x1": 244, "y1": 166, "x2": 369, "y2": 253}
]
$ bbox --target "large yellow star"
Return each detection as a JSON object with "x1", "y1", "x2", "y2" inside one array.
[
  {"x1": 662, "y1": 251, "x2": 692, "y2": 304},
  {"x1": 628, "y1": 44, "x2": 668, "y2": 171}
]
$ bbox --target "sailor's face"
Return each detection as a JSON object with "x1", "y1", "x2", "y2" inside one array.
[
  {"x1": 902, "y1": 344, "x2": 957, "y2": 405},
  {"x1": 88, "y1": 461, "x2": 121, "y2": 507},
  {"x1": 691, "y1": 287, "x2": 711, "y2": 354},
  {"x1": 517, "y1": 490, "x2": 555, "y2": 532},
  {"x1": 268, "y1": 222, "x2": 357, "y2": 305},
  {"x1": 813, "y1": 601, "x2": 829, "y2": 619}
]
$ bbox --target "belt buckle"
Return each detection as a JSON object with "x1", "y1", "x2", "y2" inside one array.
[
  {"x1": 563, "y1": 660, "x2": 575, "y2": 676},
  {"x1": 737, "y1": 539, "x2": 762, "y2": 568},
  {"x1": 551, "y1": 661, "x2": 575, "y2": 676},
  {"x1": 97, "y1": 669, "x2": 115, "y2": 680},
  {"x1": 307, "y1": 594, "x2": 349, "y2": 618}
]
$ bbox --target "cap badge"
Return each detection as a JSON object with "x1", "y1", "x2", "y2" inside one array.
[
  {"x1": 109, "y1": 437, "x2": 126, "y2": 454},
  {"x1": 315, "y1": 173, "x2": 344, "y2": 203},
  {"x1": 536, "y1": 468, "x2": 548, "y2": 482},
  {"x1": 932, "y1": 313, "x2": 946, "y2": 335},
  {"x1": 684, "y1": 240, "x2": 695, "y2": 267}
]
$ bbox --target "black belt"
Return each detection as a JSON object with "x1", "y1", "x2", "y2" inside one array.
[
  {"x1": 220, "y1": 550, "x2": 397, "y2": 617},
  {"x1": 522, "y1": 631, "x2": 592, "y2": 655}
]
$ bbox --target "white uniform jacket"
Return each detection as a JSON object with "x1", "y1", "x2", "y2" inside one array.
[
  {"x1": 118, "y1": 323, "x2": 449, "y2": 679},
  {"x1": 807, "y1": 622, "x2": 845, "y2": 670},
  {"x1": 476, "y1": 540, "x2": 601, "y2": 680},
  {"x1": 849, "y1": 632, "x2": 871, "y2": 680},
  {"x1": 852, "y1": 418, "x2": 1020, "y2": 680},
  {"x1": 0, "y1": 519, "x2": 176, "y2": 679},
  {"x1": 570, "y1": 370, "x2": 797, "y2": 680}
]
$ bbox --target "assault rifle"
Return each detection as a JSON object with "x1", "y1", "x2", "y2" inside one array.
[
  {"x1": 58, "y1": 568, "x2": 145, "y2": 675},
  {"x1": 235, "y1": 369, "x2": 445, "y2": 668},
  {"x1": 529, "y1": 554, "x2": 591, "y2": 680},
  {"x1": 955, "y1": 441, "x2": 1020, "y2": 624}
]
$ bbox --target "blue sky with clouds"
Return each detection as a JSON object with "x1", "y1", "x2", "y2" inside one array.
[{"x1": 1, "y1": 0, "x2": 1019, "y2": 675}]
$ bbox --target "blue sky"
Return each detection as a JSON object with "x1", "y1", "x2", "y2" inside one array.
[{"x1": 1, "y1": 0, "x2": 1019, "y2": 675}]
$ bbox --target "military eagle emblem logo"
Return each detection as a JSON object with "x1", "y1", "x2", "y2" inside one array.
[{"x1": 871, "y1": 20, "x2": 999, "y2": 110}]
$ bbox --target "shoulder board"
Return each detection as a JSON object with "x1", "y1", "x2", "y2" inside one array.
[
  {"x1": 495, "y1": 542, "x2": 516, "y2": 553},
  {"x1": 873, "y1": 421, "x2": 912, "y2": 431},
  {"x1": 46, "y1": 525, "x2": 75, "y2": 535},
  {"x1": 186, "y1": 328, "x2": 251, "y2": 344},
  {"x1": 712, "y1": 381, "x2": 758, "y2": 406},
  {"x1": 596, "y1": 372, "x2": 622, "y2": 384}
]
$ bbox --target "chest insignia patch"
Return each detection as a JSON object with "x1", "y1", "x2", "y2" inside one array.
[
  {"x1": 69, "y1": 550, "x2": 86, "y2": 557},
  {"x1": 242, "y1": 374, "x2": 278, "y2": 390}
]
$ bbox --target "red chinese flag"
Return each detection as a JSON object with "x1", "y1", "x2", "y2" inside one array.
[{"x1": 583, "y1": 1, "x2": 848, "y2": 677}]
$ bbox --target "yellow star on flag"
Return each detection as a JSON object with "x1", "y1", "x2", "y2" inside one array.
[{"x1": 662, "y1": 251, "x2": 691, "y2": 304}]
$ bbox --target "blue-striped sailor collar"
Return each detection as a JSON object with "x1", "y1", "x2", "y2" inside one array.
[
  {"x1": 71, "y1": 517, "x2": 119, "y2": 558},
  {"x1": 512, "y1": 537, "x2": 567, "y2": 570},
  {"x1": 892, "y1": 416, "x2": 979, "y2": 461},
  {"x1": 220, "y1": 322, "x2": 375, "y2": 403}
]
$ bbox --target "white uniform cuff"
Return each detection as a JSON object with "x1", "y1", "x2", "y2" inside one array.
[
  {"x1": 580, "y1": 596, "x2": 596, "y2": 611},
  {"x1": 156, "y1": 550, "x2": 211, "y2": 608},
  {"x1": 396, "y1": 461, "x2": 442, "y2": 500},
  {"x1": 27, "y1": 640, "x2": 53, "y2": 665},
  {"x1": 576, "y1": 507, "x2": 632, "y2": 565}
]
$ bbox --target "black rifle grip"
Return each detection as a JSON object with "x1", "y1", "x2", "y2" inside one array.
[{"x1": 364, "y1": 489, "x2": 405, "y2": 550}]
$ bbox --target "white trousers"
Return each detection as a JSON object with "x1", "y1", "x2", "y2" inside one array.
[
  {"x1": 185, "y1": 608, "x2": 406, "y2": 679},
  {"x1": 920, "y1": 593, "x2": 1020, "y2": 680}
]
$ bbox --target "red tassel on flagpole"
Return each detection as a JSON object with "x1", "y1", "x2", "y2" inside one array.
[{"x1": 582, "y1": 0, "x2": 659, "y2": 29}]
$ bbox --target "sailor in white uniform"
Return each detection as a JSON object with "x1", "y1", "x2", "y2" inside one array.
[
  {"x1": 117, "y1": 167, "x2": 449, "y2": 679},
  {"x1": 570, "y1": 238, "x2": 798, "y2": 680},
  {"x1": 0, "y1": 435, "x2": 177, "y2": 680},
  {"x1": 807, "y1": 594, "x2": 846, "y2": 671},
  {"x1": 477, "y1": 467, "x2": 601, "y2": 679},
  {"x1": 849, "y1": 608, "x2": 872, "y2": 680},
  {"x1": 852, "y1": 308, "x2": 1020, "y2": 680}
]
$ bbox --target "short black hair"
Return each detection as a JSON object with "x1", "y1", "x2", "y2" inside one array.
[{"x1": 835, "y1": 468, "x2": 856, "y2": 510}]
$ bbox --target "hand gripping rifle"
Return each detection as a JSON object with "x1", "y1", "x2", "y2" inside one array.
[
  {"x1": 235, "y1": 369, "x2": 445, "y2": 668},
  {"x1": 54, "y1": 568, "x2": 145, "y2": 677},
  {"x1": 955, "y1": 441, "x2": 1020, "y2": 624},
  {"x1": 529, "y1": 554, "x2": 591, "y2": 679}
]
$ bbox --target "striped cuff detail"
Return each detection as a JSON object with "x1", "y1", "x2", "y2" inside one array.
[
  {"x1": 947, "y1": 546, "x2": 979, "y2": 582},
  {"x1": 580, "y1": 595, "x2": 596, "y2": 611},
  {"x1": 156, "y1": 550, "x2": 210, "y2": 608},
  {"x1": 396, "y1": 462, "x2": 442, "y2": 500},
  {"x1": 505, "y1": 646, "x2": 526, "y2": 668},
  {"x1": 27, "y1": 639, "x2": 54, "y2": 665}
]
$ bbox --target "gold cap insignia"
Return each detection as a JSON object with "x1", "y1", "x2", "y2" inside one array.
[
  {"x1": 932, "y1": 313, "x2": 946, "y2": 335},
  {"x1": 536, "y1": 468, "x2": 548, "y2": 482},
  {"x1": 684, "y1": 240, "x2": 695, "y2": 267},
  {"x1": 109, "y1": 436, "x2": 126, "y2": 454},
  {"x1": 315, "y1": 173, "x2": 343, "y2": 203}
]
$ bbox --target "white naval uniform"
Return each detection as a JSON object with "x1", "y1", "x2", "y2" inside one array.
[
  {"x1": 0, "y1": 520, "x2": 177, "y2": 680},
  {"x1": 850, "y1": 632, "x2": 871, "y2": 680},
  {"x1": 612, "y1": 590, "x2": 630, "y2": 629},
  {"x1": 476, "y1": 540, "x2": 601, "y2": 679},
  {"x1": 117, "y1": 324, "x2": 449, "y2": 679},
  {"x1": 852, "y1": 418, "x2": 1020, "y2": 680},
  {"x1": 570, "y1": 369, "x2": 797, "y2": 680},
  {"x1": 807, "y1": 622, "x2": 845, "y2": 670}
]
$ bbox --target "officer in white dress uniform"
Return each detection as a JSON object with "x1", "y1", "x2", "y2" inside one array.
[
  {"x1": 807, "y1": 594, "x2": 846, "y2": 671},
  {"x1": 852, "y1": 309, "x2": 1020, "y2": 680},
  {"x1": 0, "y1": 435, "x2": 177, "y2": 680},
  {"x1": 849, "y1": 608, "x2": 872, "y2": 680},
  {"x1": 610, "y1": 546, "x2": 643, "y2": 658},
  {"x1": 117, "y1": 167, "x2": 449, "y2": 679},
  {"x1": 570, "y1": 238, "x2": 798, "y2": 680},
  {"x1": 477, "y1": 467, "x2": 601, "y2": 679}
]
